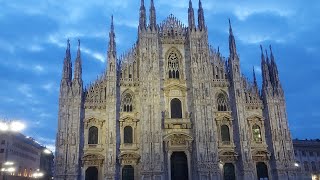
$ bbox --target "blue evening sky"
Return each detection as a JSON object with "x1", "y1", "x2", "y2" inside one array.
[{"x1": 0, "y1": 0, "x2": 319, "y2": 151}]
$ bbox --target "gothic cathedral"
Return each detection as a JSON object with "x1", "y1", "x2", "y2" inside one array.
[{"x1": 55, "y1": 1, "x2": 299, "y2": 180}]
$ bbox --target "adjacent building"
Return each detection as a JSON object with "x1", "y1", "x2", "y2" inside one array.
[
  {"x1": 293, "y1": 139, "x2": 320, "y2": 180},
  {"x1": 55, "y1": 0, "x2": 300, "y2": 180},
  {"x1": 0, "y1": 132, "x2": 53, "y2": 179}
]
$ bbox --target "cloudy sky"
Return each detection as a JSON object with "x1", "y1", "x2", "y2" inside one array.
[{"x1": 0, "y1": 0, "x2": 319, "y2": 151}]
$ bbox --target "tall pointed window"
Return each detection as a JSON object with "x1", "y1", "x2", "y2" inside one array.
[
  {"x1": 122, "y1": 93, "x2": 133, "y2": 112},
  {"x1": 221, "y1": 125, "x2": 231, "y2": 142},
  {"x1": 167, "y1": 50, "x2": 180, "y2": 79},
  {"x1": 252, "y1": 124, "x2": 262, "y2": 142},
  {"x1": 171, "y1": 98, "x2": 182, "y2": 118},
  {"x1": 124, "y1": 126, "x2": 133, "y2": 144},
  {"x1": 88, "y1": 126, "x2": 98, "y2": 144},
  {"x1": 217, "y1": 93, "x2": 229, "y2": 111}
]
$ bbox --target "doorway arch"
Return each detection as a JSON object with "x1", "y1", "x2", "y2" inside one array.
[
  {"x1": 171, "y1": 152, "x2": 188, "y2": 180},
  {"x1": 223, "y1": 163, "x2": 235, "y2": 180},
  {"x1": 85, "y1": 166, "x2": 98, "y2": 180},
  {"x1": 256, "y1": 162, "x2": 269, "y2": 179},
  {"x1": 122, "y1": 165, "x2": 134, "y2": 180}
]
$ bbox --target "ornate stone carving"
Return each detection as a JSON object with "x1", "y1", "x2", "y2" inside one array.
[
  {"x1": 82, "y1": 154, "x2": 104, "y2": 166},
  {"x1": 119, "y1": 152, "x2": 141, "y2": 165}
]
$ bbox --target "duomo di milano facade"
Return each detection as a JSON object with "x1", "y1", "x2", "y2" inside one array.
[{"x1": 55, "y1": 0, "x2": 301, "y2": 180}]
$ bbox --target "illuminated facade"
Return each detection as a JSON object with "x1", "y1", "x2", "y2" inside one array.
[
  {"x1": 55, "y1": 0, "x2": 300, "y2": 179},
  {"x1": 0, "y1": 133, "x2": 43, "y2": 178}
]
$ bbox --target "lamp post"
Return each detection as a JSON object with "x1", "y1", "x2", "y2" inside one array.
[
  {"x1": 0, "y1": 120, "x2": 25, "y2": 180},
  {"x1": 32, "y1": 169, "x2": 44, "y2": 179}
]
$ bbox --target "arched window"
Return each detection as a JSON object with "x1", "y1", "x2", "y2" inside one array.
[
  {"x1": 167, "y1": 51, "x2": 180, "y2": 79},
  {"x1": 221, "y1": 125, "x2": 231, "y2": 142},
  {"x1": 217, "y1": 94, "x2": 228, "y2": 111},
  {"x1": 88, "y1": 126, "x2": 98, "y2": 144},
  {"x1": 252, "y1": 124, "x2": 262, "y2": 142},
  {"x1": 171, "y1": 98, "x2": 182, "y2": 118},
  {"x1": 122, "y1": 93, "x2": 133, "y2": 112},
  {"x1": 124, "y1": 126, "x2": 133, "y2": 144},
  {"x1": 223, "y1": 163, "x2": 235, "y2": 180}
]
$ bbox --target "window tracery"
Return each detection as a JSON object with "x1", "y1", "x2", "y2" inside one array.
[
  {"x1": 167, "y1": 50, "x2": 180, "y2": 79},
  {"x1": 122, "y1": 93, "x2": 133, "y2": 112},
  {"x1": 217, "y1": 93, "x2": 229, "y2": 111}
]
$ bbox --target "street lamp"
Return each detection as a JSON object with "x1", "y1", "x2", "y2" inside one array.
[
  {"x1": 43, "y1": 148, "x2": 52, "y2": 155},
  {"x1": 32, "y1": 169, "x2": 44, "y2": 179}
]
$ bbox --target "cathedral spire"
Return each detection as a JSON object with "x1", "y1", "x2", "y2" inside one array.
[
  {"x1": 197, "y1": 0, "x2": 205, "y2": 31},
  {"x1": 108, "y1": 15, "x2": 116, "y2": 59},
  {"x1": 269, "y1": 45, "x2": 280, "y2": 87},
  {"x1": 139, "y1": 0, "x2": 146, "y2": 30},
  {"x1": 228, "y1": 19, "x2": 238, "y2": 59},
  {"x1": 149, "y1": 0, "x2": 157, "y2": 30},
  {"x1": 74, "y1": 39, "x2": 82, "y2": 81},
  {"x1": 62, "y1": 39, "x2": 72, "y2": 82},
  {"x1": 253, "y1": 66, "x2": 257, "y2": 86},
  {"x1": 107, "y1": 16, "x2": 117, "y2": 76},
  {"x1": 253, "y1": 66, "x2": 259, "y2": 94},
  {"x1": 261, "y1": 45, "x2": 271, "y2": 88},
  {"x1": 188, "y1": 0, "x2": 195, "y2": 30}
]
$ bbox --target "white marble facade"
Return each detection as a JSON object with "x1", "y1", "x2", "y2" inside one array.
[{"x1": 54, "y1": 1, "x2": 300, "y2": 180}]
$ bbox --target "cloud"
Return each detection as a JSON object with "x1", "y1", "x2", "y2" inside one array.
[
  {"x1": 81, "y1": 46, "x2": 105, "y2": 63},
  {"x1": 47, "y1": 34, "x2": 105, "y2": 63},
  {"x1": 34, "y1": 65, "x2": 44, "y2": 72},
  {"x1": 18, "y1": 84, "x2": 33, "y2": 98},
  {"x1": 41, "y1": 82, "x2": 58, "y2": 93},
  {"x1": 28, "y1": 44, "x2": 44, "y2": 52}
]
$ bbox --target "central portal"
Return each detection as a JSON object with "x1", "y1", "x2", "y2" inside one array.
[{"x1": 171, "y1": 152, "x2": 188, "y2": 180}]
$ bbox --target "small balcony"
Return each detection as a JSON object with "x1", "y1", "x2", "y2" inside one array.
[
  {"x1": 84, "y1": 144, "x2": 104, "y2": 152},
  {"x1": 164, "y1": 118, "x2": 192, "y2": 129}
]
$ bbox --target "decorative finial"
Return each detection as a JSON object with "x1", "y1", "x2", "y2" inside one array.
[
  {"x1": 77, "y1": 39, "x2": 81, "y2": 57},
  {"x1": 67, "y1": 39, "x2": 70, "y2": 49},
  {"x1": 269, "y1": 44, "x2": 275, "y2": 61},
  {"x1": 111, "y1": 15, "x2": 114, "y2": 31}
]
